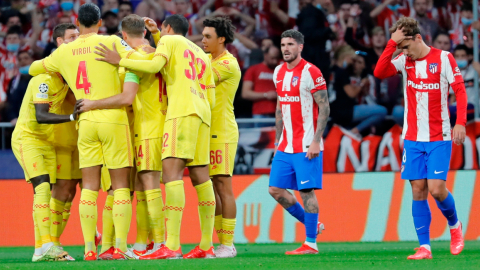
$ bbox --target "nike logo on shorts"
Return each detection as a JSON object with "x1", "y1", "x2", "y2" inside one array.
[
  {"x1": 301, "y1": 180, "x2": 309, "y2": 184},
  {"x1": 434, "y1": 170, "x2": 444, "y2": 174},
  {"x1": 416, "y1": 226, "x2": 425, "y2": 230},
  {"x1": 276, "y1": 80, "x2": 282, "y2": 83}
]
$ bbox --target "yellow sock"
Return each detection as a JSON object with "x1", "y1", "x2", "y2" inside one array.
[
  {"x1": 214, "y1": 215, "x2": 223, "y2": 244},
  {"x1": 222, "y1": 218, "x2": 236, "y2": 247},
  {"x1": 100, "y1": 195, "x2": 114, "y2": 253},
  {"x1": 113, "y1": 188, "x2": 132, "y2": 252},
  {"x1": 33, "y1": 195, "x2": 42, "y2": 250},
  {"x1": 135, "y1": 191, "x2": 149, "y2": 246},
  {"x1": 165, "y1": 180, "x2": 185, "y2": 251},
  {"x1": 79, "y1": 189, "x2": 98, "y2": 253},
  {"x1": 49, "y1": 197, "x2": 65, "y2": 246},
  {"x1": 145, "y1": 189, "x2": 165, "y2": 244},
  {"x1": 195, "y1": 180, "x2": 216, "y2": 251},
  {"x1": 61, "y1": 201, "x2": 72, "y2": 234},
  {"x1": 34, "y1": 182, "x2": 52, "y2": 245}
]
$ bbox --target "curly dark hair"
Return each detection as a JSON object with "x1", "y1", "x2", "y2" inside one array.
[{"x1": 203, "y1": 16, "x2": 236, "y2": 44}]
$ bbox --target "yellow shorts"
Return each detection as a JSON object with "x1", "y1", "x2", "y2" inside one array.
[
  {"x1": 100, "y1": 165, "x2": 111, "y2": 191},
  {"x1": 55, "y1": 146, "x2": 82, "y2": 180},
  {"x1": 209, "y1": 143, "x2": 237, "y2": 176},
  {"x1": 78, "y1": 120, "x2": 134, "y2": 169},
  {"x1": 135, "y1": 138, "x2": 162, "y2": 172},
  {"x1": 12, "y1": 141, "x2": 56, "y2": 183},
  {"x1": 162, "y1": 116, "x2": 209, "y2": 166}
]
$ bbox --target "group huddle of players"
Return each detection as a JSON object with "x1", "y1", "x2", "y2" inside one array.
[{"x1": 12, "y1": 3, "x2": 242, "y2": 262}]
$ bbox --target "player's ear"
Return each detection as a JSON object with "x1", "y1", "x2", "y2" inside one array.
[
  {"x1": 97, "y1": 19, "x2": 103, "y2": 28},
  {"x1": 299, "y1": 44, "x2": 304, "y2": 51},
  {"x1": 218, "y1": 36, "x2": 225, "y2": 45},
  {"x1": 75, "y1": 18, "x2": 80, "y2": 27},
  {"x1": 56, "y1": 37, "x2": 63, "y2": 47}
]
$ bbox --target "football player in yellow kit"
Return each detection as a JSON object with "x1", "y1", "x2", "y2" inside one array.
[
  {"x1": 201, "y1": 17, "x2": 241, "y2": 258},
  {"x1": 12, "y1": 59, "x2": 79, "y2": 261},
  {"x1": 77, "y1": 14, "x2": 167, "y2": 259},
  {"x1": 47, "y1": 24, "x2": 82, "y2": 257},
  {"x1": 94, "y1": 14, "x2": 217, "y2": 259},
  {"x1": 29, "y1": 3, "x2": 150, "y2": 260}
]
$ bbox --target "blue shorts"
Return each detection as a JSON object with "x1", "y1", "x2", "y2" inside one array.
[
  {"x1": 401, "y1": 140, "x2": 452, "y2": 181},
  {"x1": 269, "y1": 151, "x2": 323, "y2": 191}
]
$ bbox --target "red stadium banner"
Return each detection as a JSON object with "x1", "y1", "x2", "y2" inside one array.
[
  {"x1": 235, "y1": 121, "x2": 480, "y2": 173},
  {"x1": 1, "y1": 172, "x2": 480, "y2": 246}
]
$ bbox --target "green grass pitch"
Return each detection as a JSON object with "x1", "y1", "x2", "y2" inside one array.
[{"x1": 1, "y1": 241, "x2": 479, "y2": 269}]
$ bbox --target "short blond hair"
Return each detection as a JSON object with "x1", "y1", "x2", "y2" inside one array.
[{"x1": 334, "y1": 45, "x2": 355, "y2": 61}]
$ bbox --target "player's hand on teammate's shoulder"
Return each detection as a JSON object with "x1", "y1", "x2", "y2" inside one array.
[
  {"x1": 452, "y1": 125, "x2": 466, "y2": 145},
  {"x1": 306, "y1": 141, "x2": 321, "y2": 160},
  {"x1": 391, "y1": 27, "x2": 413, "y2": 44},
  {"x1": 143, "y1": 17, "x2": 159, "y2": 34},
  {"x1": 95, "y1": 42, "x2": 121, "y2": 65}
]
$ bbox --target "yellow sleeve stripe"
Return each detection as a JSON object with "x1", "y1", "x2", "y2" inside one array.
[
  {"x1": 154, "y1": 53, "x2": 169, "y2": 65},
  {"x1": 212, "y1": 67, "x2": 221, "y2": 82},
  {"x1": 206, "y1": 84, "x2": 215, "y2": 89}
]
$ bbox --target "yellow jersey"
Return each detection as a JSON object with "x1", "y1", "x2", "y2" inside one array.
[
  {"x1": 209, "y1": 51, "x2": 241, "y2": 143},
  {"x1": 12, "y1": 73, "x2": 69, "y2": 145},
  {"x1": 118, "y1": 34, "x2": 215, "y2": 125},
  {"x1": 127, "y1": 45, "x2": 167, "y2": 141},
  {"x1": 29, "y1": 33, "x2": 148, "y2": 126},
  {"x1": 53, "y1": 99, "x2": 78, "y2": 148}
]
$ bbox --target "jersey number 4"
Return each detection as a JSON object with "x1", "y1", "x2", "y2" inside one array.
[
  {"x1": 184, "y1": 49, "x2": 206, "y2": 89},
  {"x1": 76, "y1": 61, "x2": 92, "y2": 94}
]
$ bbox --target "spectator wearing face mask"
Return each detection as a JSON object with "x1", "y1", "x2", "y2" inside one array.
[
  {"x1": 0, "y1": 25, "x2": 29, "y2": 101},
  {"x1": 329, "y1": 45, "x2": 387, "y2": 138},
  {"x1": 3, "y1": 50, "x2": 33, "y2": 125},
  {"x1": 0, "y1": 11, "x2": 23, "y2": 43},
  {"x1": 57, "y1": 0, "x2": 78, "y2": 24},
  {"x1": 241, "y1": 46, "x2": 281, "y2": 126},
  {"x1": 449, "y1": 44, "x2": 476, "y2": 126},
  {"x1": 370, "y1": 0, "x2": 410, "y2": 40},
  {"x1": 102, "y1": 0, "x2": 120, "y2": 14}
]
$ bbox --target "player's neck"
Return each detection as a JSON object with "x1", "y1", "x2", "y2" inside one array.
[
  {"x1": 129, "y1": 38, "x2": 146, "y2": 49},
  {"x1": 79, "y1": 25, "x2": 99, "y2": 36},
  {"x1": 211, "y1": 46, "x2": 226, "y2": 61},
  {"x1": 286, "y1": 56, "x2": 302, "y2": 69},
  {"x1": 418, "y1": 43, "x2": 431, "y2": 59}
]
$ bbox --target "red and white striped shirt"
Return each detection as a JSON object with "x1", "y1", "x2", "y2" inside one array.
[
  {"x1": 376, "y1": 40, "x2": 466, "y2": 142},
  {"x1": 273, "y1": 59, "x2": 327, "y2": 153}
]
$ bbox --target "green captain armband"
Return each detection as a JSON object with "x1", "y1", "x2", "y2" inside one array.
[{"x1": 124, "y1": 72, "x2": 140, "y2": 84}]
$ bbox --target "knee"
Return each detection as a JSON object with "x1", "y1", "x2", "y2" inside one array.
[
  {"x1": 429, "y1": 188, "x2": 447, "y2": 201},
  {"x1": 268, "y1": 186, "x2": 279, "y2": 198},
  {"x1": 411, "y1": 185, "x2": 427, "y2": 200}
]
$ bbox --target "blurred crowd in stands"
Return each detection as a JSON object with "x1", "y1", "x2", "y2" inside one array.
[{"x1": 1, "y1": 0, "x2": 480, "y2": 143}]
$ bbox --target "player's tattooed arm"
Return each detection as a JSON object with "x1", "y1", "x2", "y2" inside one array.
[
  {"x1": 313, "y1": 90, "x2": 330, "y2": 143},
  {"x1": 275, "y1": 99, "x2": 283, "y2": 143}
]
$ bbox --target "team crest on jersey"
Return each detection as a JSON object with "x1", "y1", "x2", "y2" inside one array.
[
  {"x1": 429, "y1": 63, "x2": 438, "y2": 74},
  {"x1": 292, "y1": 76, "x2": 299, "y2": 87}
]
